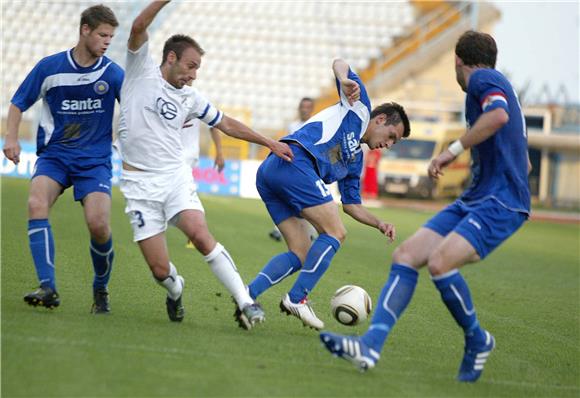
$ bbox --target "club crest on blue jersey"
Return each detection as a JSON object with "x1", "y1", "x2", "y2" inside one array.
[{"x1": 93, "y1": 80, "x2": 109, "y2": 95}]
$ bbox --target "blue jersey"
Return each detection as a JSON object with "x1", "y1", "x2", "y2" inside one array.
[
  {"x1": 461, "y1": 68, "x2": 530, "y2": 214},
  {"x1": 11, "y1": 49, "x2": 124, "y2": 165},
  {"x1": 281, "y1": 68, "x2": 371, "y2": 204}
]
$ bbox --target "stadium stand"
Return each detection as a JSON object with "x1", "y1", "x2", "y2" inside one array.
[{"x1": 1, "y1": 0, "x2": 416, "y2": 133}]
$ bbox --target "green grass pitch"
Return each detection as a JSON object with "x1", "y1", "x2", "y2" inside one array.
[{"x1": 2, "y1": 177, "x2": 579, "y2": 397}]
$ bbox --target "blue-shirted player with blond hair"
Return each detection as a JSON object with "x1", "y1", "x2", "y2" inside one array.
[
  {"x1": 248, "y1": 58, "x2": 410, "y2": 330},
  {"x1": 321, "y1": 30, "x2": 531, "y2": 383},
  {"x1": 3, "y1": 5, "x2": 124, "y2": 313}
]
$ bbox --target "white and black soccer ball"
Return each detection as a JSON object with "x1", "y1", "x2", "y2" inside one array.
[{"x1": 330, "y1": 285, "x2": 372, "y2": 326}]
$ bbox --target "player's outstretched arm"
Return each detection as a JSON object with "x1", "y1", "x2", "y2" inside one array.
[
  {"x1": 129, "y1": 0, "x2": 171, "y2": 51},
  {"x1": 209, "y1": 127, "x2": 225, "y2": 172},
  {"x1": 215, "y1": 115, "x2": 294, "y2": 162},
  {"x1": 342, "y1": 204, "x2": 395, "y2": 242},
  {"x1": 3, "y1": 104, "x2": 23, "y2": 165},
  {"x1": 332, "y1": 59, "x2": 360, "y2": 105}
]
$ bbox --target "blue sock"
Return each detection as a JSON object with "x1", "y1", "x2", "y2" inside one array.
[
  {"x1": 90, "y1": 237, "x2": 114, "y2": 290},
  {"x1": 362, "y1": 264, "x2": 418, "y2": 352},
  {"x1": 248, "y1": 251, "x2": 302, "y2": 299},
  {"x1": 288, "y1": 234, "x2": 340, "y2": 303},
  {"x1": 28, "y1": 219, "x2": 56, "y2": 290},
  {"x1": 432, "y1": 270, "x2": 485, "y2": 341}
]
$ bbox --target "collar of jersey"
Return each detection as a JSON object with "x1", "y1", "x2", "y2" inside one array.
[
  {"x1": 157, "y1": 66, "x2": 185, "y2": 92},
  {"x1": 67, "y1": 48, "x2": 103, "y2": 71}
]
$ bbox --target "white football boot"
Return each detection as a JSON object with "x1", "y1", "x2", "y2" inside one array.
[{"x1": 280, "y1": 294, "x2": 324, "y2": 330}]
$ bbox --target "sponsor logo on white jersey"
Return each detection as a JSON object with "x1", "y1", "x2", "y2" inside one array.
[
  {"x1": 156, "y1": 97, "x2": 178, "y2": 120},
  {"x1": 61, "y1": 98, "x2": 103, "y2": 111}
]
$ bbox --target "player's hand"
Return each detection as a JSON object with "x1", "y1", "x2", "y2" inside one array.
[
  {"x1": 270, "y1": 140, "x2": 294, "y2": 162},
  {"x1": 428, "y1": 150, "x2": 456, "y2": 179},
  {"x1": 341, "y1": 79, "x2": 360, "y2": 105},
  {"x1": 214, "y1": 153, "x2": 225, "y2": 172},
  {"x1": 3, "y1": 135, "x2": 21, "y2": 165},
  {"x1": 378, "y1": 221, "x2": 396, "y2": 243}
]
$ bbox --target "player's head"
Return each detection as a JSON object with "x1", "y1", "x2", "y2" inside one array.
[
  {"x1": 78, "y1": 5, "x2": 118, "y2": 58},
  {"x1": 298, "y1": 97, "x2": 315, "y2": 122},
  {"x1": 161, "y1": 34, "x2": 205, "y2": 89},
  {"x1": 363, "y1": 102, "x2": 410, "y2": 150},
  {"x1": 455, "y1": 30, "x2": 497, "y2": 91}
]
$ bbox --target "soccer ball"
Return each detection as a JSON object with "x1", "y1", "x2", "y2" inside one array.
[{"x1": 330, "y1": 285, "x2": 372, "y2": 326}]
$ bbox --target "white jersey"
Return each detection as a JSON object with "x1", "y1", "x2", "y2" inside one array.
[
  {"x1": 182, "y1": 118, "x2": 201, "y2": 168},
  {"x1": 287, "y1": 119, "x2": 306, "y2": 134},
  {"x1": 117, "y1": 41, "x2": 223, "y2": 172}
]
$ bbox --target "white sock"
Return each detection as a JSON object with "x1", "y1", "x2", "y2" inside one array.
[
  {"x1": 205, "y1": 243, "x2": 252, "y2": 308},
  {"x1": 156, "y1": 262, "x2": 183, "y2": 300}
]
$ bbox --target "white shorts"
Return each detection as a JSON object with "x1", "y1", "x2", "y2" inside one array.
[{"x1": 120, "y1": 165, "x2": 204, "y2": 241}]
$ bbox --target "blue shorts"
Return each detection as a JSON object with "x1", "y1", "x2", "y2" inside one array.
[
  {"x1": 424, "y1": 198, "x2": 527, "y2": 259},
  {"x1": 256, "y1": 145, "x2": 333, "y2": 225},
  {"x1": 33, "y1": 156, "x2": 112, "y2": 202}
]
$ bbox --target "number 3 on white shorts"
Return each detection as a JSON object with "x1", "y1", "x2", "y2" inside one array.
[
  {"x1": 131, "y1": 210, "x2": 145, "y2": 228},
  {"x1": 315, "y1": 179, "x2": 331, "y2": 198}
]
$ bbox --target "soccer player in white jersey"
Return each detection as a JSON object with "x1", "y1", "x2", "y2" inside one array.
[
  {"x1": 3, "y1": 5, "x2": 123, "y2": 313},
  {"x1": 116, "y1": 0, "x2": 293, "y2": 328},
  {"x1": 248, "y1": 59, "x2": 410, "y2": 329}
]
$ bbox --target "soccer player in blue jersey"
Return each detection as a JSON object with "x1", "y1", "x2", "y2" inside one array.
[
  {"x1": 320, "y1": 31, "x2": 531, "y2": 383},
  {"x1": 248, "y1": 59, "x2": 410, "y2": 330},
  {"x1": 3, "y1": 5, "x2": 124, "y2": 313}
]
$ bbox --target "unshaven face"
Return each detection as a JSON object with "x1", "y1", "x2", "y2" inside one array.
[{"x1": 166, "y1": 47, "x2": 202, "y2": 89}]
